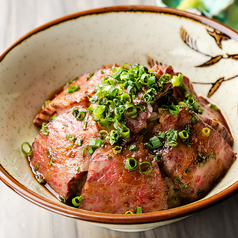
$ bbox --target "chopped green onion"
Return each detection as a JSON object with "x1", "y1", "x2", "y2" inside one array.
[
  {"x1": 77, "y1": 139, "x2": 83, "y2": 147},
  {"x1": 75, "y1": 165, "x2": 80, "y2": 172},
  {"x1": 99, "y1": 130, "x2": 109, "y2": 139},
  {"x1": 35, "y1": 161, "x2": 40, "y2": 171},
  {"x1": 66, "y1": 134, "x2": 76, "y2": 144},
  {"x1": 174, "y1": 176, "x2": 187, "y2": 189},
  {"x1": 89, "y1": 138, "x2": 102, "y2": 148},
  {"x1": 87, "y1": 73, "x2": 94, "y2": 81},
  {"x1": 82, "y1": 145, "x2": 91, "y2": 157},
  {"x1": 154, "y1": 154, "x2": 162, "y2": 162},
  {"x1": 86, "y1": 146, "x2": 94, "y2": 155},
  {"x1": 209, "y1": 103, "x2": 219, "y2": 111},
  {"x1": 37, "y1": 177, "x2": 45, "y2": 184},
  {"x1": 101, "y1": 70, "x2": 104, "y2": 74},
  {"x1": 149, "y1": 136, "x2": 163, "y2": 149},
  {"x1": 125, "y1": 210, "x2": 134, "y2": 215},
  {"x1": 139, "y1": 161, "x2": 153, "y2": 173},
  {"x1": 171, "y1": 74, "x2": 183, "y2": 87},
  {"x1": 191, "y1": 113, "x2": 199, "y2": 124},
  {"x1": 66, "y1": 85, "x2": 80, "y2": 94},
  {"x1": 129, "y1": 144, "x2": 139, "y2": 151},
  {"x1": 62, "y1": 123, "x2": 68, "y2": 127},
  {"x1": 202, "y1": 127, "x2": 210, "y2": 136},
  {"x1": 107, "y1": 154, "x2": 112, "y2": 160},
  {"x1": 59, "y1": 196, "x2": 66, "y2": 203},
  {"x1": 72, "y1": 196, "x2": 83, "y2": 206},
  {"x1": 68, "y1": 77, "x2": 78, "y2": 84},
  {"x1": 125, "y1": 158, "x2": 138, "y2": 171},
  {"x1": 49, "y1": 159, "x2": 53, "y2": 166},
  {"x1": 121, "y1": 126, "x2": 130, "y2": 139},
  {"x1": 44, "y1": 100, "x2": 51, "y2": 105},
  {"x1": 77, "y1": 111, "x2": 87, "y2": 121},
  {"x1": 40, "y1": 122, "x2": 49, "y2": 136},
  {"x1": 197, "y1": 151, "x2": 206, "y2": 160},
  {"x1": 83, "y1": 113, "x2": 89, "y2": 130},
  {"x1": 108, "y1": 130, "x2": 121, "y2": 145},
  {"x1": 179, "y1": 130, "x2": 189, "y2": 139},
  {"x1": 46, "y1": 148, "x2": 51, "y2": 158},
  {"x1": 113, "y1": 146, "x2": 122, "y2": 154},
  {"x1": 136, "y1": 206, "x2": 142, "y2": 214},
  {"x1": 166, "y1": 129, "x2": 178, "y2": 147},
  {"x1": 21, "y1": 142, "x2": 33, "y2": 156},
  {"x1": 49, "y1": 115, "x2": 57, "y2": 121},
  {"x1": 158, "y1": 131, "x2": 166, "y2": 139},
  {"x1": 185, "y1": 125, "x2": 193, "y2": 135}
]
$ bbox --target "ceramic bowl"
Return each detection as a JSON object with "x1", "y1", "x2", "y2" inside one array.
[{"x1": 0, "y1": 6, "x2": 238, "y2": 232}]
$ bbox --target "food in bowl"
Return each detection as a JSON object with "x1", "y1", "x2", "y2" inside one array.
[{"x1": 21, "y1": 63, "x2": 236, "y2": 214}]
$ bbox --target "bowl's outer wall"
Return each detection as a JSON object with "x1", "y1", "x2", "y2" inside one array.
[{"x1": 0, "y1": 6, "x2": 238, "y2": 229}]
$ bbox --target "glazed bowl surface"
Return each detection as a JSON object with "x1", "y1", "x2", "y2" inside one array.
[{"x1": 0, "y1": 5, "x2": 238, "y2": 232}]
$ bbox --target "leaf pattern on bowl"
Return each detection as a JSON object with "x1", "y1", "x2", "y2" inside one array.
[
  {"x1": 206, "y1": 28, "x2": 230, "y2": 50},
  {"x1": 180, "y1": 26, "x2": 238, "y2": 67}
]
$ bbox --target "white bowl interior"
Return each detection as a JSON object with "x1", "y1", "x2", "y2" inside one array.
[{"x1": 1, "y1": 11, "x2": 238, "y2": 209}]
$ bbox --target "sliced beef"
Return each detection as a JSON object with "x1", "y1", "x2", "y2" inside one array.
[
  {"x1": 34, "y1": 68, "x2": 111, "y2": 127},
  {"x1": 153, "y1": 108, "x2": 236, "y2": 203},
  {"x1": 31, "y1": 105, "x2": 99, "y2": 200},
  {"x1": 79, "y1": 142, "x2": 168, "y2": 214},
  {"x1": 172, "y1": 72, "x2": 233, "y2": 146}
]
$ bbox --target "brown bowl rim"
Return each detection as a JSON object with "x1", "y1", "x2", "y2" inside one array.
[{"x1": 0, "y1": 5, "x2": 238, "y2": 225}]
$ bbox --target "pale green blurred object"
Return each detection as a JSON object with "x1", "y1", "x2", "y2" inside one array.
[{"x1": 156, "y1": 0, "x2": 238, "y2": 31}]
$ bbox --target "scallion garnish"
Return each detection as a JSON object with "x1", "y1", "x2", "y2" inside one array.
[
  {"x1": 158, "y1": 131, "x2": 166, "y2": 139},
  {"x1": 72, "y1": 196, "x2": 83, "y2": 206},
  {"x1": 171, "y1": 74, "x2": 183, "y2": 87},
  {"x1": 136, "y1": 206, "x2": 142, "y2": 214},
  {"x1": 49, "y1": 115, "x2": 57, "y2": 121},
  {"x1": 202, "y1": 127, "x2": 210, "y2": 136},
  {"x1": 179, "y1": 130, "x2": 189, "y2": 140},
  {"x1": 145, "y1": 136, "x2": 163, "y2": 150},
  {"x1": 113, "y1": 146, "x2": 122, "y2": 154},
  {"x1": 154, "y1": 154, "x2": 162, "y2": 162},
  {"x1": 40, "y1": 122, "x2": 49, "y2": 136},
  {"x1": 166, "y1": 129, "x2": 178, "y2": 147},
  {"x1": 21, "y1": 142, "x2": 33, "y2": 156},
  {"x1": 66, "y1": 134, "x2": 76, "y2": 144},
  {"x1": 77, "y1": 139, "x2": 83, "y2": 147},
  {"x1": 87, "y1": 73, "x2": 94, "y2": 81},
  {"x1": 68, "y1": 77, "x2": 78, "y2": 84},
  {"x1": 35, "y1": 161, "x2": 40, "y2": 171},
  {"x1": 129, "y1": 144, "x2": 139, "y2": 151},
  {"x1": 197, "y1": 151, "x2": 206, "y2": 160},
  {"x1": 125, "y1": 158, "x2": 138, "y2": 171},
  {"x1": 125, "y1": 210, "x2": 134, "y2": 215},
  {"x1": 89, "y1": 138, "x2": 102, "y2": 148},
  {"x1": 209, "y1": 103, "x2": 219, "y2": 111},
  {"x1": 66, "y1": 85, "x2": 80, "y2": 94},
  {"x1": 139, "y1": 161, "x2": 153, "y2": 173},
  {"x1": 174, "y1": 176, "x2": 187, "y2": 189}
]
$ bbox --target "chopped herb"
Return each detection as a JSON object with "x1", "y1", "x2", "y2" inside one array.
[
  {"x1": 136, "y1": 206, "x2": 142, "y2": 214},
  {"x1": 66, "y1": 85, "x2": 80, "y2": 94},
  {"x1": 68, "y1": 77, "x2": 78, "y2": 84},
  {"x1": 202, "y1": 127, "x2": 210, "y2": 136},
  {"x1": 21, "y1": 142, "x2": 33, "y2": 156},
  {"x1": 40, "y1": 122, "x2": 49, "y2": 136},
  {"x1": 191, "y1": 113, "x2": 199, "y2": 124},
  {"x1": 87, "y1": 73, "x2": 94, "y2": 81},
  {"x1": 197, "y1": 189, "x2": 205, "y2": 196},
  {"x1": 35, "y1": 161, "x2": 40, "y2": 171},
  {"x1": 62, "y1": 123, "x2": 68, "y2": 127},
  {"x1": 174, "y1": 176, "x2": 187, "y2": 189},
  {"x1": 89, "y1": 138, "x2": 102, "y2": 148},
  {"x1": 83, "y1": 113, "x2": 89, "y2": 130},
  {"x1": 66, "y1": 134, "x2": 76, "y2": 144},
  {"x1": 46, "y1": 148, "x2": 51, "y2": 158},
  {"x1": 72, "y1": 196, "x2": 83, "y2": 206},
  {"x1": 154, "y1": 154, "x2": 163, "y2": 162},
  {"x1": 107, "y1": 154, "x2": 112, "y2": 160},
  {"x1": 77, "y1": 139, "x2": 83, "y2": 147},
  {"x1": 125, "y1": 210, "x2": 134, "y2": 215},
  {"x1": 129, "y1": 144, "x2": 139, "y2": 151},
  {"x1": 166, "y1": 129, "x2": 178, "y2": 147},
  {"x1": 101, "y1": 70, "x2": 104, "y2": 74},
  {"x1": 179, "y1": 130, "x2": 189, "y2": 140},
  {"x1": 209, "y1": 103, "x2": 219, "y2": 111},
  {"x1": 86, "y1": 146, "x2": 94, "y2": 155},
  {"x1": 49, "y1": 159, "x2": 53, "y2": 166},
  {"x1": 75, "y1": 165, "x2": 80, "y2": 172},
  {"x1": 185, "y1": 169, "x2": 190, "y2": 173},
  {"x1": 158, "y1": 131, "x2": 166, "y2": 139},
  {"x1": 171, "y1": 74, "x2": 183, "y2": 87},
  {"x1": 125, "y1": 158, "x2": 138, "y2": 171},
  {"x1": 139, "y1": 161, "x2": 153, "y2": 173},
  {"x1": 197, "y1": 151, "x2": 206, "y2": 160},
  {"x1": 37, "y1": 177, "x2": 45, "y2": 184},
  {"x1": 113, "y1": 146, "x2": 122, "y2": 154},
  {"x1": 44, "y1": 100, "x2": 51, "y2": 105},
  {"x1": 49, "y1": 115, "x2": 57, "y2": 121},
  {"x1": 59, "y1": 196, "x2": 66, "y2": 204}
]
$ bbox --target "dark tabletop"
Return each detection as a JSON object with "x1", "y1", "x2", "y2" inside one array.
[{"x1": 1, "y1": 1, "x2": 238, "y2": 237}]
